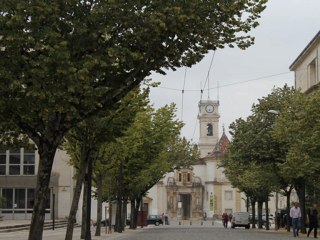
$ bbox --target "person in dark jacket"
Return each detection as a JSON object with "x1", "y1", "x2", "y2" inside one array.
[
  {"x1": 307, "y1": 202, "x2": 318, "y2": 238},
  {"x1": 222, "y1": 212, "x2": 229, "y2": 228}
]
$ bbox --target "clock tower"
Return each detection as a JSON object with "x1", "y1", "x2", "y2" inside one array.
[{"x1": 198, "y1": 100, "x2": 220, "y2": 157}]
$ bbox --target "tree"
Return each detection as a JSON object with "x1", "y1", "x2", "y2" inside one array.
[
  {"x1": 63, "y1": 87, "x2": 148, "y2": 240},
  {"x1": 101, "y1": 104, "x2": 199, "y2": 231},
  {"x1": 0, "y1": 1, "x2": 267, "y2": 239},
  {"x1": 273, "y1": 89, "x2": 320, "y2": 233},
  {"x1": 222, "y1": 86, "x2": 296, "y2": 229}
]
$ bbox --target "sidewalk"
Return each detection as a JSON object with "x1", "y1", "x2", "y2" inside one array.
[{"x1": 0, "y1": 225, "x2": 142, "y2": 240}]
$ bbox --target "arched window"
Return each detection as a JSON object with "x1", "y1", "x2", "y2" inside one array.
[{"x1": 207, "y1": 124, "x2": 213, "y2": 136}]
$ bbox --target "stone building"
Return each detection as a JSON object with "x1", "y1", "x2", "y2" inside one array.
[{"x1": 146, "y1": 99, "x2": 243, "y2": 220}]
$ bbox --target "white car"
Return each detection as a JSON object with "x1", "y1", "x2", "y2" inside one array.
[{"x1": 231, "y1": 212, "x2": 250, "y2": 229}]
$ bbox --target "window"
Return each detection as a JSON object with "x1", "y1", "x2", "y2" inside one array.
[
  {"x1": 15, "y1": 189, "x2": 25, "y2": 209},
  {"x1": 0, "y1": 151, "x2": 6, "y2": 175},
  {"x1": 207, "y1": 124, "x2": 213, "y2": 136},
  {"x1": 9, "y1": 149, "x2": 21, "y2": 175},
  {"x1": 225, "y1": 191, "x2": 233, "y2": 201},
  {"x1": 309, "y1": 59, "x2": 317, "y2": 86},
  {"x1": 225, "y1": 209, "x2": 233, "y2": 214},
  {"x1": 23, "y1": 148, "x2": 35, "y2": 175},
  {"x1": 187, "y1": 173, "x2": 191, "y2": 182},
  {"x1": 0, "y1": 147, "x2": 35, "y2": 175},
  {"x1": 27, "y1": 189, "x2": 35, "y2": 208},
  {"x1": 2, "y1": 188, "x2": 13, "y2": 209},
  {"x1": 178, "y1": 173, "x2": 182, "y2": 182},
  {"x1": 1, "y1": 188, "x2": 50, "y2": 214}
]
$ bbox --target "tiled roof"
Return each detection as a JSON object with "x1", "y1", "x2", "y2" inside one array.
[{"x1": 205, "y1": 128, "x2": 230, "y2": 159}]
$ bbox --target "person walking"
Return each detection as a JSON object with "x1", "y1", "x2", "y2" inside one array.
[
  {"x1": 229, "y1": 213, "x2": 233, "y2": 224},
  {"x1": 307, "y1": 202, "x2": 318, "y2": 238},
  {"x1": 290, "y1": 202, "x2": 302, "y2": 237},
  {"x1": 203, "y1": 212, "x2": 207, "y2": 221},
  {"x1": 222, "y1": 212, "x2": 229, "y2": 228}
]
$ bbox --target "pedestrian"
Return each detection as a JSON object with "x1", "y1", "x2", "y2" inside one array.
[
  {"x1": 164, "y1": 213, "x2": 169, "y2": 225},
  {"x1": 222, "y1": 212, "x2": 229, "y2": 228},
  {"x1": 290, "y1": 202, "x2": 302, "y2": 237},
  {"x1": 307, "y1": 202, "x2": 318, "y2": 238},
  {"x1": 229, "y1": 213, "x2": 233, "y2": 223},
  {"x1": 203, "y1": 212, "x2": 207, "y2": 221}
]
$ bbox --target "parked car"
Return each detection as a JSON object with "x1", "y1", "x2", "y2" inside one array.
[
  {"x1": 231, "y1": 212, "x2": 250, "y2": 229},
  {"x1": 95, "y1": 218, "x2": 130, "y2": 227},
  {"x1": 147, "y1": 215, "x2": 163, "y2": 226}
]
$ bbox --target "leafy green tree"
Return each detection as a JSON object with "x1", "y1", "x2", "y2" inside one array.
[
  {"x1": 222, "y1": 86, "x2": 296, "y2": 229},
  {"x1": 101, "y1": 104, "x2": 199, "y2": 231},
  {"x1": 63, "y1": 87, "x2": 148, "y2": 240},
  {"x1": 273, "y1": 89, "x2": 320, "y2": 233},
  {"x1": 0, "y1": 1, "x2": 267, "y2": 239}
]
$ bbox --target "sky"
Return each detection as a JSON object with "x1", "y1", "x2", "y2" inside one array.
[{"x1": 148, "y1": 0, "x2": 320, "y2": 143}]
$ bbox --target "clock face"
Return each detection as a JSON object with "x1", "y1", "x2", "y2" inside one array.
[{"x1": 205, "y1": 105, "x2": 214, "y2": 113}]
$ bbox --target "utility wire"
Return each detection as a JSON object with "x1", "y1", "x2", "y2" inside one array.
[
  {"x1": 181, "y1": 67, "x2": 188, "y2": 120},
  {"x1": 200, "y1": 51, "x2": 216, "y2": 100},
  {"x1": 157, "y1": 71, "x2": 291, "y2": 92}
]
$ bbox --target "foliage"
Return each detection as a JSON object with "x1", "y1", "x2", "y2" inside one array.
[
  {"x1": 102, "y1": 104, "x2": 199, "y2": 201},
  {"x1": 0, "y1": 1, "x2": 267, "y2": 238},
  {"x1": 222, "y1": 86, "x2": 297, "y2": 200},
  {"x1": 273, "y1": 89, "x2": 320, "y2": 184},
  {"x1": 0, "y1": 0, "x2": 268, "y2": 147}
]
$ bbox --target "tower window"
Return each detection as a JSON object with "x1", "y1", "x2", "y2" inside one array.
[{"x1": 207, "y1": 124, "x2": 213, "y2": 136}]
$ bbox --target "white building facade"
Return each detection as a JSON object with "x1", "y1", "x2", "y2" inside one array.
[{"x1": 146, "y1": 99, "x2": 295, "y2": 220}]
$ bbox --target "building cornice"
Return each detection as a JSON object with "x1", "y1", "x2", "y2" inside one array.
[{"x1": 290, "y1": 30, "x2": 320, "y2": 71}]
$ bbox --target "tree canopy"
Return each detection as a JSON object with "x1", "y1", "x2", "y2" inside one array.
[{"x1": 0, "y1": 1, "x2": 268, "y2": 239}]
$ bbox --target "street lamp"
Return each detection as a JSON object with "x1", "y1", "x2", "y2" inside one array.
[
  {"x1": 268, "y1": 110, "x2": 279, "y2": 115},
  {"x1": 268, "y1": 109, "x2": 279, "y2": 230}
]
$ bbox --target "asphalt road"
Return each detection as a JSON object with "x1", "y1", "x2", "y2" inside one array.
[
  {"x1": 0, "y1": 223, "x2": 306, "y2": 240},
  {"x1": 115, "y1": 226, "x2": 303, "y2": 240}
]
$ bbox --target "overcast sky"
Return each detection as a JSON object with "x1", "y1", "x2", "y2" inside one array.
[{"x1": 149, "y1": 0, "x2": 320, "y2": 143}]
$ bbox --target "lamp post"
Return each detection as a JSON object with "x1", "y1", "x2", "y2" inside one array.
[
  {"x1": 268, "y1": 109, "x2": 280, "y2": 230},
  {"x1": 51, "y1": 187, "x2": 55, "y2": 231}
]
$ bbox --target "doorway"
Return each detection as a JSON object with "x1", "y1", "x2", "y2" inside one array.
[{"x1": 180, "y1": 194, "x2": 191, "y2": 220}]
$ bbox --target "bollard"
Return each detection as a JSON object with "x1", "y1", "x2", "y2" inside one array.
[
  {"x1": 190, "y1": 221, "x2": 192, "y2": 225},
  {"x1": 179, "y1": 221, "x2": 181, "y2": 225}
]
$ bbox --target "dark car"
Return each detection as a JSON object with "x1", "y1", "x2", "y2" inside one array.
[
  {"x1": 95, "y1": 218, "x2": 130, "y2": 227},
  {"x1": 147, "y1": 215, "x2": 163, "y2": 226}
]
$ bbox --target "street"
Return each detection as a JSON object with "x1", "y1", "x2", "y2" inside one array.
[
  {"x1": 0, "y1": 223, "x2": 305, "y2": 240},
  {"x1": 116, "y1": 227, "x2": 301, "y2": 240}
]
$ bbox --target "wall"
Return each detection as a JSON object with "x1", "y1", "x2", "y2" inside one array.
[{"x1": 294, "y1": 42, "x2": 320, "y2": 92}]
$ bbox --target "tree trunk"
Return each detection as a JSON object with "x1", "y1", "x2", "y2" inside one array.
[
  {"x1": 251, "y1": 199, "x2": 256, "y2": 229},
  {"x1": 265, "y1": 199, "x2": 269, "y2": 230},
  {"x1": 296, "y1": 183, "x2": 306, "y2": 234},
  {"x1": 115, "y1": 198, "x2": 122, "y2": 233},
  {"x1": 65, "y1": 155, "x2": 87, "y2": 240},
  {"x1": 122, "y1": 199, "x2": 127, "y2": 231},
  {"x1": 85, "y1": 155, "x2": 93, "y2": 240},
  {"x1": 257, "y1": 200, "x2": 263, "y2": 229},
  {"x1": 130, "y1": 199, "x2": 136, "y2": 229},
  {"x1": 133, "y1": 196, "x2": 141, "y2": 229},
  {"x1": 286, "y1": 190, "x2": 291, "y2": 232},
  {"x1": 115, "y1": 159, "x2": 123, "y2": 233},
  {"x1": 28, "y1": 143, "x2": 57, "y2": 240},
  {"x1": 81, "y1": 177, "x2": 88, "y2": 239},
  {"x1": 95, "y1": 174, "x2": 103, "y2": 236},
  {"x1": 108, "y1": 201, "x2": 112, "y2": 234}
]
